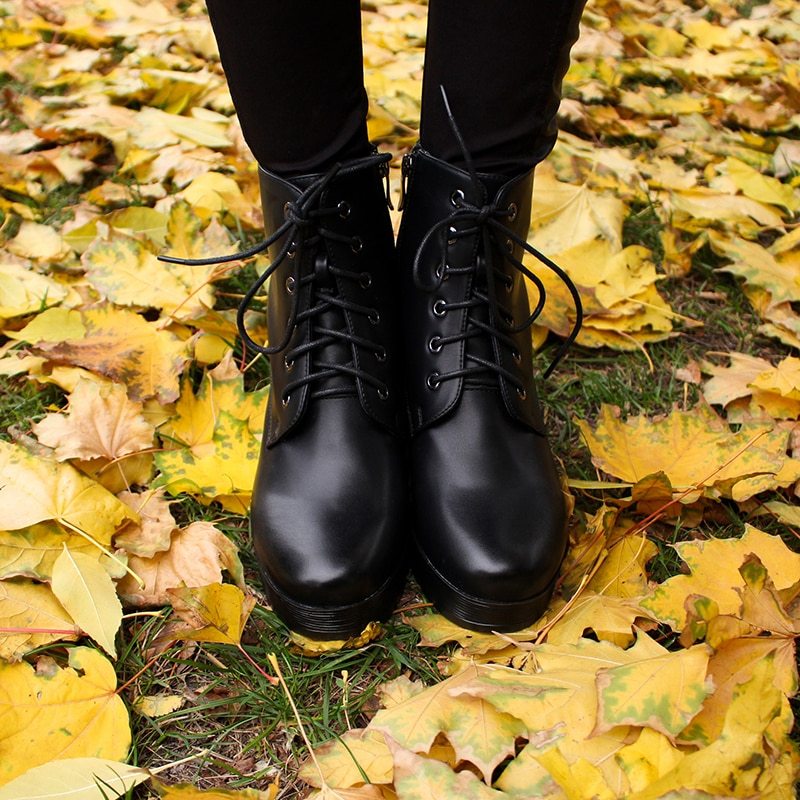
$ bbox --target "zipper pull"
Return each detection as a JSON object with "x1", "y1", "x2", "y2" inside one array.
[
  {"x1": 398, "y1": 152, "x2": 412, "y2": 211},
  {"x1": 380, "y1": 160, "x2": 394, "y2": 210}
]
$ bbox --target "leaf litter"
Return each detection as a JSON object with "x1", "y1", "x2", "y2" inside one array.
[{"x1": 0, "y1": 0, "x2": 800, "y2": 796}]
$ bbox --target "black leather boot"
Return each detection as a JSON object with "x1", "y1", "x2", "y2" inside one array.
[
  {"x1": 397, "y1": 145, "x2": 581, "y2": 632},
  {"x1": 165, "y1": 153, "x2": 406, "y2": 639},
  {"x1": 250, "y1": 155, "x2": 407, "y2": 638}
]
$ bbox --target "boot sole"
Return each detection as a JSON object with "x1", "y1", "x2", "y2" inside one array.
[
  {"x1": 413, "y1": 545, "x2": 558, "y2": 633},
  {"x1": 257, "y1": 559, "x2": 408, "y2": 641}
]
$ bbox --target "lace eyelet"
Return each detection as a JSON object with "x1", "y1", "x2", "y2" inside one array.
[
  {"x1": 338, "y1": 200, "x2": 351, "y2": 219},
  {"x1": 377, "y1": 386, "x2": 390, "y2": 401},
  {"x1": 428, "y1": 335, "x2": 443, "y2": 353},
  {"x1": 427, "y1": 372, "x2": 441, "y2": 390},
  {"x1": 516, "y1": 387, "x2": 527, "y2": 400},
  {"x1": 283, "y1": 201, "x2": 292, "y2": 218},
  {"x1": 450, "y1": 189, "x2": 465, "y2": 208},
  {"x1": 282, "y1": 393, "x2": 291, "y2": 407},
  {"x1": 375, "y1": 347, "x2": 387, "y2": 362},
  {"x1": 368, "y1": 311, "x2": 381, "y2": 325},
  {"x1": 360, "y1": 272, "x2": 372, "y2": 289},
  {"x1": 447, "y1": 225, "x2": 458, "y2": 247},
  {"x1": 287, "y1": 242, "x2": 297, "y2": 260},
  {"x1": 505, "y1": 238, "x2": 514, "y2": 253},
  {"x1": 284, "y1": 355, "x2": 295, "y2": 370},
  {"x1": 351, "y1": 236, "x2": 364, "y2": 254},
  {"x1": 512, "y1": 349, "x2": 521, "y2": 364},
  {"x1": 433, "y1": 299, "x2": 447, "y2": 317},
  {"x1": 507, "y1": 202, "x2": 518, "y2": 221},
  {"x1": 285, "y1": 276, "x2": 296, "y2": 294},
  {"x1": 504, "y1": 277, "x2": 514, "y2": 293}
]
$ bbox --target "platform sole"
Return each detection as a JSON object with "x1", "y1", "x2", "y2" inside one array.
[
  {"x1": 258, "y1": 559, "x2": 408, "y2": 640},
  {"x1": 413, "y1": 546, "x2": 559, "y2": 633}
]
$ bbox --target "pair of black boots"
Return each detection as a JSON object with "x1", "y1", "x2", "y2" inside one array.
[{"x1": 233, "y1": 146, "x2": 578, "y2": 640}]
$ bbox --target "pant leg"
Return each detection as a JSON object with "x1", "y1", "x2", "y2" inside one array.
[
  {"x1": 205, "y1": 0, "x2": 372, "y2": 175},
  {"x1": 419, "y1": 0, "x2": 587, "y2": 177}
]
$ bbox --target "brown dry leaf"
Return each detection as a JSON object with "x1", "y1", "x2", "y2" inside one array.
[
  {"x1": 34, "y1": 305, "x2": 189, "y2": 403},
  {"x1": 117, "y1": 521, "x2": 244, "y2": 607},
  {"x1": 113, "y1": 488, "x2": 177, "y2": 557},
  {"x1": 33, "y1": 377, "x2": 155, "y2": 462}
]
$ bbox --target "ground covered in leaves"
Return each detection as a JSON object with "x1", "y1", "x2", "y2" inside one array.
[{"x1": 1, "y1": 0, "x2": 800, "y2": 797}]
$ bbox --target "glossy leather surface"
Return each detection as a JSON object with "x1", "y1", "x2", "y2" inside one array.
[
  {"x1": 251, "y1": 161, "x2": 405, "y2": 625},
  {"x1": 411, "y1": 388, "x2": 566, "y2": 602},
  {"x1": 398, "y1": 148, "x2": 568, "y2": 620},
  {"x1": 252, "y1": 396, "x2": 405, "y2": 606}
]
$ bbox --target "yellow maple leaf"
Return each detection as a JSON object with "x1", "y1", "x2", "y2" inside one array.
[
  {"x1": 594, "y1": 644, "x2": 713, "y2": 739},
  {"x1": 370, "y1": 664, "x2": 526, "y2": 784},
  {"x1": 155, "y1": 409, "x2": 260, "y2": 511},
  {"x1": 82, "y1": 235, "x2": 216, "y2": 320},
  {"x1": 165, "y1": 583, "x2": 255, "y2": 647},
  {"x1": 300, "y1": 729, "x2": 393, "y2": 790},
  {"x1": 0, "y1": 647, "x2": 130, "y2": 784},
  {"x1": 0, "y1": 440, "x2": 136, "y2": 544},
  {"x1": 0, "y1": 261, "x2": 68, "y2": 324},
  {"x1": 578, "y1": 403, "x2": 800, "y2": 503},
  {"x1": 641, "y1": 525, "x2": 800, "y2": 631}
]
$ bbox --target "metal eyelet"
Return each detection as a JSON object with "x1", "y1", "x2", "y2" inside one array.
[
  {"x1": 450, "y1": 189, "x2": 465, "y2": 208},
  {"x1": 505, "y1": 238, "x2": 514, "y2": 253},
  {"x1": 516, "y1": 387, "x2": 527, "y2": 400},
  {"x1": 512, "y1": 349, "x2": 521, "y2": 364},
  {"x1": 285, "y1": 276, "x2": 296, "y2": 294},
  {"x1": 368, "y1": 311, "x2": 381, "y2": 325},
  {"x1": 433, "y1": 299, "x2": 447, "y2": 317},
  {"x1": 504, "y1": 277, "x2": 514, "y2": 293},
  {"x1": 377, "y1": 386, "x2": 390, "y2": 401},
  {"x1": 351, "y1": 237, "x2": 364, "y2": 253},
  {"x1": 338, "y1": 200, "x2": 351, "y2": 219},
  {"x1": 287, "y1": 242, "x2": 297, "y2": 260},
  {"x1": 375, "y1": 347, "x2": 387, "y2": 362},
  {"x1": 427, "y1": 372, "x2": 441, "y2": 390},
  {"x1": 507, "y1": 202, "x2": 518, "y2": 221},
  {"x1": 283, "y1": 201, "x2": 292, "y2": 218},
  {"x1": 282, "y1": 394, "x2": 291, "y2": 407},
  {"x1": 360, "y1": 272, "x2": 372, "y2": 289},
  {"x1": 284, "y1": 355, "x2": 295, "y2": 370},
  {"x1": 428, "y1": 335, "x2": 443, "y2": 353},
  {"x1": 447, "y1": 225, "x2": 458, "y2": 247}
]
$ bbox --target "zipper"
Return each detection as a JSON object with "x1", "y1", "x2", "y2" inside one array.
[
  {"x1": 398, "y1": 152, "x2": 413, "y2": 211},
  {"x1": 379, "y1": 160, "x2": 394, "y2": 210}
]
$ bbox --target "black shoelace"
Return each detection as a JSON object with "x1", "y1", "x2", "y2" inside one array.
[
  {"x1": 412, "y1": 88, "x2": 583, "y2": 393},
  {"x1": 158, "y1": 152, "x2": 393, "y2": 402}
]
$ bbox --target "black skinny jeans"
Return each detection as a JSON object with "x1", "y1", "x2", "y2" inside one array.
[{"x1": 205, "y1": 0, "x2": 587, "y2": 178}]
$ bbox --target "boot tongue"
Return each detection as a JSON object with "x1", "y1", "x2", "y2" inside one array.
[{"x1": 307, "y1": 251, "x2": 354, "y2": 397}]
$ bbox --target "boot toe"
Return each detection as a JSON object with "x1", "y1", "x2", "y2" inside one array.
[{"x1": 411, "y1": 390, "x2": 567, "y2": 627}]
